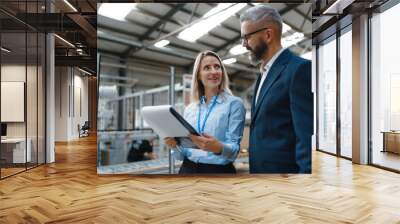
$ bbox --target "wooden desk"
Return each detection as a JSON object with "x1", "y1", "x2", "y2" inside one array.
[
  {"x1": 1, "y1": 138, "x2": 32, "y2": 163},
  {"x1": 382, "y1": 131, "x2": 400, "y2": 154}
]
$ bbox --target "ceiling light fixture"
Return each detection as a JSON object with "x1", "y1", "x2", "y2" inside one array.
[
  {"x1": 1, "y1": 47, "x2": 11, "y2": 53},
  {"x1": 98, "y1": 3, "x2": 137, "y2": 21},
  {"x1": 54, "y1": 34, "x2": 75, "y2": 48},
  {"x1": 223, "y1": 58, "x2": 237, "y2": 64},
  {"x1": 323, "y1": 0, "x2": 354, "y2": 15},
  {"x1": 282, "y1": 22, "x2": 292, "y2": 34},
  {"x1": 282, "y1": 32, "x2": 305, "y2": 48},
  {"x1": 76, "y1": 49, "x2": 85, "y2": 55},
  {"x1": 178, "y1": 3, "x2": 246, "y2": 42},
  {"x1": 63, "y1": 0, "x2": 78, "y2": 12},
  {"x1": 78, "y1": 67, "x2": 93, "y2": 76},
  {"x1": 229, "y1": 44, "x2": 248, "y2": 55},
  {"x1": 154, "y1": 40, "x2": 170, "y2": 48}
]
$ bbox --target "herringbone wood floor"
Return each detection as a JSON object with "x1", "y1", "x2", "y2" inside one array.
[{"x1": 1, "y1": 135, "x2": 400, "y2": 223}]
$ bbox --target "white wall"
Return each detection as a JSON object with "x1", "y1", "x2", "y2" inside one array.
[
  {"x1": 71, "y1": 73, "x2": 89, "y2": 138},
  {"x1": 1, "y1": 64, "x2": 46, "y2": 164},
  {"x1": 55, "y1": 67, "x2": 89, "y2": 141},
  {"x1": 1, "y1": 65, "x2": 26, "y2": 135},
  {"x1": 1, "y1": 65, "x2": 31, "y2": 137},
  {"x1": 55, "y1": 67, "x2": 69, "y2": 141}
]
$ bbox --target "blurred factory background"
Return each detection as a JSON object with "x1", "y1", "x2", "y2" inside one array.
[{"x1": 96, "y1": 2, "x2": 312, "y2": 174}]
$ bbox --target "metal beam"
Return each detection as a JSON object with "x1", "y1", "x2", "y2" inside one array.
[
  {"x1": 280, "y1": 3, "x2": 301, "y2": 16},
  {"x1": 98, "y1": 24, "x2": 207, "y2": 54},
  {"x1": 67, "y1": 14, "x2": 96, "y2": 38},
  {"x1": 137, "y1": 6, "x2": 231, "y2": 43},
  {"x1": 278, "y1": 4, "x2": 312, "y2": 37},
  {"x1": 99, "y1": 22, "x2": 214, "y2": 52},
  {"x1": 86, "y1": 0, "x2": 96, "y2": 11},
  {"x1": 178, "y1": 5, "x2": 241, "y2": 34},
  {"x1": 101, "y1": 74, "x2": 139, "y2": 83},
  {"x1": 55, "y1": 55, "x2": 96, "y2": 69},
  {"x1": 300, "y1": 4, "x2": 313, "y2": 30},
  {"x1": 281, "y1": 3, "x2": 313, "y2": 24},
  {"x1": 213, "y1": 33, "x2": 241, "y2": 53},
  {"x1": 98, "y1": 31, "x2": 195, "y2": 60},
  {"x1": 127, "y1": 13, "x2": 215, "y2": 49},
  {"x1": 98, "y1": 33, "x2": 258, "y2": 75},
  {"x1": 99, "y1": 25, "x2": 259, "y2": 74},
  {"x1": 100, "y1": 61, "x2": 185, "y2": 78},
  {"x1": 0, "y1": 8, "x2": 38, "y2": 32},
  {"x1": 123, "y1": 3, "x2": 186, "y2": 57},
  {"x1": 140, "y1": 4, "x2": 185, "y2": 41},
  {"x1": 99, "y1": 50, "x2": 186, "y2": 69},
  {"x1": 117, "y1": 63, "x2": 126, "y2": 129},
  {"x1": 100, "y1": 54, "x2": 255, "y2": 83}
]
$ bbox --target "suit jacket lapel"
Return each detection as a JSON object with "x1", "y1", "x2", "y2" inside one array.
[
  {"x1": 251, "y1": 73, "x2": 262, "y2": 120},
  {"x1": 251, "y1": 49, "x2": 292, "y2": 124}
]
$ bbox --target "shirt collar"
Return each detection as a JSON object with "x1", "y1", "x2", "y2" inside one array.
[
  {"x1": 200, "y1": 92, "x2": 225, "y2": 104},
  {"x1": 260, "y1": 47, "x2": 286, "y2": 74}
]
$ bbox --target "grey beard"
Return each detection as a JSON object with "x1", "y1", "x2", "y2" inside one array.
[
  {"x1": 248, "y1": 42, "x2": 267, "y2": 66},
  {"x1": 248, "y1": 52, "x2": 262, "y2": 66}
]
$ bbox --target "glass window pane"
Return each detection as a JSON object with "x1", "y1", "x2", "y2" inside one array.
[
  {"x1": 340, "y1": 29, "x2": 352, "y2": 158},
  {"x1": 371, "y1": 3, "x2": 400, "y2": 171},
  {"x1": 27, "y1": 31, "x2": 38, "y2": 169},
  {"x1": 1, "y1": 31, "x2": 27, "y2": 177},
  {"x1": 318, "y1": 37, "x2": 337, "y2": 154},
  {"x1": 1, "y1": 1, "x2": 45, "y2": 178},
  {"x1": 38, "y1": 33, "x2": 45, "y2": 165}
]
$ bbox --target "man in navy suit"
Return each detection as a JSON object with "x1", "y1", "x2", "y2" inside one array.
[{"x1": 240, "y1": 5, "x2": 312, "y2": 173}]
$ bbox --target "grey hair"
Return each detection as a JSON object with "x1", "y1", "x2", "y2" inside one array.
[{"x1": 240, "y1": 5, "x2": 283, "y2": 35}]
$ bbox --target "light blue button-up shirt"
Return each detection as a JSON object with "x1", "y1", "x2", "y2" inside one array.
[{"x1": 173, "y1": 91, "x2": 246, "y2": 165}]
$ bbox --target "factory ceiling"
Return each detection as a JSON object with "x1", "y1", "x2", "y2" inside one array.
[{"x1": 97, "y1": 2, "x2": 312, "y2": 80}]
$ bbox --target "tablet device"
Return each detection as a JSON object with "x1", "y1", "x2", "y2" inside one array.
[
  {"x1": 169, "y1": 107, "x2": 199, "y2": 136},
  {"x1": 142, "y1": 105, "x2": 199, "y2": 148}
]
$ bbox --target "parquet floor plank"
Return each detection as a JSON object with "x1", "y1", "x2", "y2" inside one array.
[{"x1": 1, "y1": 135, "x2": 399, "y2": 223}]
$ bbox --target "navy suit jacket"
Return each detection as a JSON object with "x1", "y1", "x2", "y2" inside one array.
[{"x1": 249, "y1": 49, "x2": 313, "y2": 173}]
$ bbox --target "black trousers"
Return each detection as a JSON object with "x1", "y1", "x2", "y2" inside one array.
[{"x1": 179, "y1": 158, "x2": 236, "y2": 174}]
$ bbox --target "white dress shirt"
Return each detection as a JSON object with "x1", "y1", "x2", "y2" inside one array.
[{"x1": 255, "y1": 48, "x2": 286, "y2": 104}]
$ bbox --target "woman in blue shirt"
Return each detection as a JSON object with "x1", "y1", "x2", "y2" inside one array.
[{"x1": 165, "y1": 50, "x2": 246, "y2": 174}]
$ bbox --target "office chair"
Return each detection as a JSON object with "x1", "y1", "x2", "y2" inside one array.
[{"x1": 79, "y1": 121, "x2": 90, "y2": 138}]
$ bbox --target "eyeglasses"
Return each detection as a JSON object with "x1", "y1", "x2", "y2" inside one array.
[{"x1": 241, "y1": 27, "x2": 269, "y2": 43}]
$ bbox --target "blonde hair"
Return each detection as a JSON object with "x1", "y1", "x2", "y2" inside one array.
[{"x1": 190, "y1": 50, "x2": 232, "y2": 103}]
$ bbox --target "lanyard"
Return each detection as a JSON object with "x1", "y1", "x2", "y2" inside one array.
[{"x1": 197, "y1": 95, "x2": 218, "y2": 134}]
